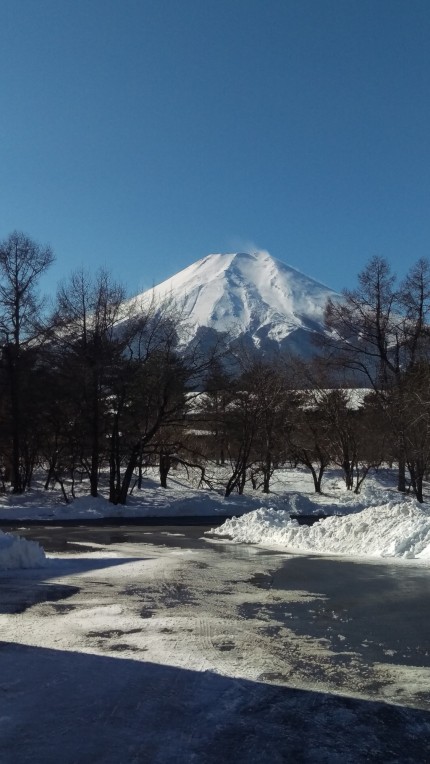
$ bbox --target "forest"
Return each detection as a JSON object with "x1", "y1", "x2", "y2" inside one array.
[{"x1": 1, "y1": 230, "x2": 430, "y2": 505}]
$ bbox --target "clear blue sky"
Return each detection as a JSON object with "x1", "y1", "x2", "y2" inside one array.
[{"x1": 1, "y1": 0, "x2": 429, "y2": 296}]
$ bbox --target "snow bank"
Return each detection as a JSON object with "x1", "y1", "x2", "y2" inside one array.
[
  {"x1": 208, "y1": 501, "x2": 430, "y2": 561},
  {"x1": 0, "y1": 530, "x2": 47, "y2": 570},
  {"x1": 282, "y1": 479, "x2": 397, "y2": 517}
]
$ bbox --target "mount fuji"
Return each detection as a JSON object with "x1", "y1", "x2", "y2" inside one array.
[{"x1": 135, "y1": 250, "x2": 338, "y2": 356}]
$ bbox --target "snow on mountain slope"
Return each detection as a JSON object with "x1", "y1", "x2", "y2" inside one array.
[{"x1": 133, "y1": 251, "x2": 338, "y2": 352}]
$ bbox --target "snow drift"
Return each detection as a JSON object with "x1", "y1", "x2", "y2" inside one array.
[
  {"x1": 0, "y1": 530, "x2": 47, "y2": 570},
  {"x1": 208, "y1": 501, "x2": 430, "y2": 561}
]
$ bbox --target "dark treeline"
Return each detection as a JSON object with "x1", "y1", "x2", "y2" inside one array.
[{"x1": 1, "y1": 231, "x2": 430, "y2": 504}]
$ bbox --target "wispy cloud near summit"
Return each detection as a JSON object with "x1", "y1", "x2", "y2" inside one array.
[{"x1": 227, "y1": 237, "x2": 271, "y2": 258}]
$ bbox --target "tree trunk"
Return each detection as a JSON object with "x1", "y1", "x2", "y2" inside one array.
[
  {"x1": 262, "y1": 449, "x2": 272, "y2": 493},
  {"x1": 109, "y1": 413, "x2": 121, "y2": 504},
  {"x1": 90, "y1": 374, "x2": 100, "y2": 498},
  {"x1": 117, "y1": 442, "x2": 141, "y2": 504},
  {"x1": 415, "y1": 475, "x2": 424, "y2": 503},
  {"x1": 6, "y1": 345, "x2": 23, "y2": 493},
  {"x1": 309, "y1": 465, "x2": 322, "y2": 493},
  {"x1": 159, "y1": 452, "x2": 171, "y2": 488},
  {"x1": 44, "y1": 448, "x2": 58, "y2": 490},
  {"x1": 397, "y1": 432, "x2": 407, "y2": 493},
  {"x1": 408, "y1": 462, "x2": 424, "y2": 503},
  {"x1": 342, "y1": 458, "x2": 354, "y2": 490},
  {"x1": 238, "y1": 466, "x2": 246, "y2": 495}
]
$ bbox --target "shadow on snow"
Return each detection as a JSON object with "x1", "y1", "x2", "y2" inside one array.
[
  {"x1": 0, "y1": 642, "x2": 429, "y2": 764},
  {"x1": 0, "y1": 556, "x2": 143, "y2": 614}
]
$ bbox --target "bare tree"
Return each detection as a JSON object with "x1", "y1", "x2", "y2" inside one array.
[
  {"x1": 243, "y1": 361, "x2": 292, "y2": 493},
  {"x1": 392, "y1": 363, "x2": 430, "y2": 502},
  {"x1": 0, "y1": 231, "x2": 54, "y2": 492},
  {"x1": 52, "y1": 268, "x2": 125, "y2": 497},
  {"x1": 325, "y1": 256, "x2": 430, "y2": 497},
  {"x1": 287, "y1": 402, "x2": 332, "y2": 493}
]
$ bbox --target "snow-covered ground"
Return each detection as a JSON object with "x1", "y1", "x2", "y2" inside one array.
[
  {"x1": 1, "y1": 527, "x2": 429, "y2": 762},
  {"x1": 1, "y1": 467, "x2": 430, "y2": 760},
  {"x1": 1, "y1": 466, "x2": 430, "y2": 568}
]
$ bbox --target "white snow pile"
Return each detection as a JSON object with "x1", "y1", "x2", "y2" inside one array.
[
  {"x1": 208, "y1": 501, "x2": 430, "y2": 561},
  {"x1": 0, "y1": 530, "x2": 47, "y2": 570}
]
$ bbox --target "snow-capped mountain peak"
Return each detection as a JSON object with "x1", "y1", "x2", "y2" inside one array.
[{"x1": 134, "y1": 250, "x2": 337, "y2": 354}]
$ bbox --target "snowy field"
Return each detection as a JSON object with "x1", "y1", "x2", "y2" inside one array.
[{"x1": 1, "y1": 466, "x2": 430, "y2": 570}]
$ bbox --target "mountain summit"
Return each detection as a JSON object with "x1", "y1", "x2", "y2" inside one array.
[{"x1": 136, "y1": 251, "x2": 337, "y2": 355}]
